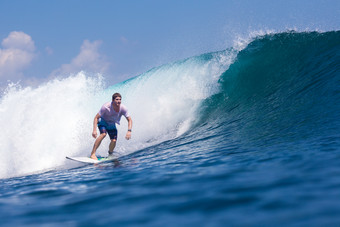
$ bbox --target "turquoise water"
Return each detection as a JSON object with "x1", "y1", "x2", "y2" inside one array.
[{"x1": 1, "y1": 31, "x2": 340, "y2": 226}]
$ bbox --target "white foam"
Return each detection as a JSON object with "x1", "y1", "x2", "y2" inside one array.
[
  {"x1": 0, "y1": 49, "x2": 236, "y2": 178},
  {"x1": 0, "y1": 72, "x2": 105, "y2": 178}
]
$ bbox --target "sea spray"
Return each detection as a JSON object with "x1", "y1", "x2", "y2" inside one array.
[
  {"x1": 102, "y1": 49, "x2": 237, "y2": 155},
  {"x1": 0, "y1": 73, "x2": 105, "y2": 178}
]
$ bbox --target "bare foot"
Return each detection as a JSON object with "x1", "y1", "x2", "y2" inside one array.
[{"x1": 90, "y1": 155, "x2": 98, "y2": 160}]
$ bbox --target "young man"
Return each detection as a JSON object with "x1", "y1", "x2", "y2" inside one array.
[{"x1": 90, "y1": 93, "x2": 132, "y2": 160}]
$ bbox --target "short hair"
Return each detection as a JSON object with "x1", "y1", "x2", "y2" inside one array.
[{"x1": 112, "y1": 93, "x2": 122, "y2": 100}]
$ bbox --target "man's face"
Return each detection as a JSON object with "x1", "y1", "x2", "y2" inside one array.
[{"x1": 113, "y1": 97, "x2": 121, "y2": 106}]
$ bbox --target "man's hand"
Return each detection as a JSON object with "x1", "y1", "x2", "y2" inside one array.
[
  {"x1": 125, "y1": 131, "x2": 131, "y2": 140},
  {"x1": 125, "y1": 116, "x2": 132, "y2": 140},
  {"x1": 92, "y1": 130, "x2": 97, "y2": 138},
  {"x1": 92, "y1": 114, "x2": 100, "y2": 139}
]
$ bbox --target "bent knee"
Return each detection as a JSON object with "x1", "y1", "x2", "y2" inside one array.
[{"x1": 100, "y1": 133, "x2": 107, "y2": 138}]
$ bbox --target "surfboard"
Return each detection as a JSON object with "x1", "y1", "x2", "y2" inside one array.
[{"x1": 66, "y1": 156, "x2": 116, "y2": 164}]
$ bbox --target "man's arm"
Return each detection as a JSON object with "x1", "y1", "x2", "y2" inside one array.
[
  {"x1": 92, "y1": 113, "x2": 101, "y2": 138},
  {"x1": 125, "y1": 116, "x2": 133, "y2": 140}
]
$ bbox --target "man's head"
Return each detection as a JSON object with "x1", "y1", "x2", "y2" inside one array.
[
  {"x1": 112, "y1": 93, "x2": 122, "y2": 101},
  {"x1": 112, "y1": 93, "x2": 122, "y2": 107}
]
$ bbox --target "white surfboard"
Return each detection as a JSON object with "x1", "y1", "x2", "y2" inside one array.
[{"x1": 66, "y1": 156, "x2": 116, "y2": 164}]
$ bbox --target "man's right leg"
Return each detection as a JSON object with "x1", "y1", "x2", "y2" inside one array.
[
  {"x1": 90, "y1": 133, "x2": 106, "y2": 160},
  {"x1": 108, "y1": 139, "x2": 117, "y2": 155}
]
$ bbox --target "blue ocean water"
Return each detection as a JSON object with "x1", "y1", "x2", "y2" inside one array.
[{"x1": 1, "y1": 31, "x2": 340, "y2": 226}]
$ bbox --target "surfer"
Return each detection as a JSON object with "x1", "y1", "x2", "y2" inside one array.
[{"x1": 90, "y1": 93, "x2": 132, "y2": 160}]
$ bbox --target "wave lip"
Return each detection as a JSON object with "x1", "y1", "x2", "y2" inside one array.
[{"x1": 197, "y1": 30, "x2": 340, "y2": 147}]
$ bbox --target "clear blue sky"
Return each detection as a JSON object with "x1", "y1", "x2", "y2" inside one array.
[{"x1": 0, "y1": 0, "x2": 339, "y2": 86}]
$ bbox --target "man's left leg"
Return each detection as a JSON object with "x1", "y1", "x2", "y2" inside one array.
[
  {"x1": 107, "y1": 128, "x2": 118, "y2": 155},
  {"x1": 109, "y1": 139, "x2": 116, "y2": 154}
]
